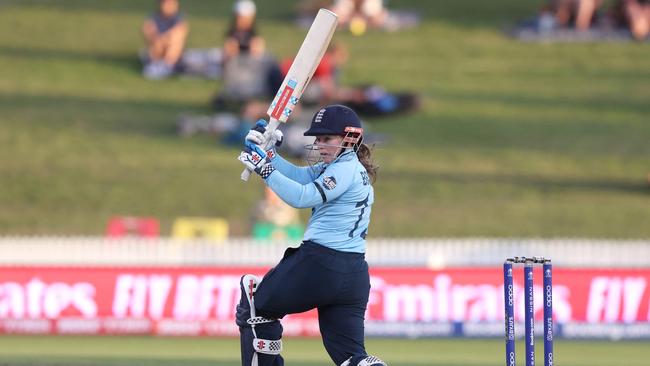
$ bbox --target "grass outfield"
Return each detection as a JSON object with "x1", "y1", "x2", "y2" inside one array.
[
  {"x1": 0, "y1": 1, "x2": 649, "y2": 237},
  {"x1": 1, "y1": 336, "x2": 649, "y2": 366}
]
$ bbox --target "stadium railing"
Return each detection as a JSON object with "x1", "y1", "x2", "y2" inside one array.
[{"x1": 0, "y1": 237, "x2": 648, "y2": 267}]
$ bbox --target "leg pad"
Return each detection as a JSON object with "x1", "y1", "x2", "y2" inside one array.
[
  {"x1": 253, "y1": 337, "x2": 282, "y2": 355},
  {"x1": 238, "y1": 274, "x2": 284, "y2": 365}
]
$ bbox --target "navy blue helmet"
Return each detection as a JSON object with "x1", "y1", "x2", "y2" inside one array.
[
  {"x1": 304, "y1": 105, "x2": 363, "y2": 148},
  {"x1": 304, "y1": 105, "x2": 362, "y2": 136}
]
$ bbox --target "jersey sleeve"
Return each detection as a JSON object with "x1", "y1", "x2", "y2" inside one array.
[
  {"x1": 270, "y1": 154, "x2": 319, "y2": 184},
  {"x1": 310, "y1": 160, "x2": 355, "y2": 203},
  {"x1": 264, "y1": 170, "x2": 327, "y2": 209},
  {"x1": 264, "y1": 159, "x2": 355, "y2": 209}
]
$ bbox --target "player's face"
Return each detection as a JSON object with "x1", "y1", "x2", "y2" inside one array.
[{"x1": 314, "y1": 135, "x2": 344, "y2": 163}]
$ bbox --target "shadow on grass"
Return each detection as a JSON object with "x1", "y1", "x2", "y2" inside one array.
[
  {"x1": 433, "y1": 89, "x2": 650, "y2": 117},
  {"x1": 0, "y1": 46, "x2": 141, "y2": 73},
  {"x1": 2, "y1": 0, "x2": 538, "y2": 29},
  {"x1": 0, "y1": 356, "x2": 415, "y2": 366},
  {"x1": 0, "y1": 0, "x2": 292, "y2": 21},
  {"x1": 384, "y1": 171, "x2": 650, "y2": 196},
  {"x1": 0, "y1": 92, "x2": 209, "y2": 139},
  {"x1": 0, "y1": 357, "x2": 439, "y2": 366},
  {"x1": 0, "y1": 357, "x2": 230, "y2": 366}
]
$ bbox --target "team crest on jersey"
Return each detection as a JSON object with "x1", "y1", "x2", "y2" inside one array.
[{"x1": 322, "y1": 176, "x2": 337, "y2": 190}]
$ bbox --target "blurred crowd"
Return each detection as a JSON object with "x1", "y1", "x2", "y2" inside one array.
[
  {"x1": 140, "y1": 0, "x2": 420, "y2": 157},
  {"x1": 533, "y1": 0, "x2": 649, "y2": 39},
  {"x1": 137, "y1": 0, "x2": 421, "y2": 238}
]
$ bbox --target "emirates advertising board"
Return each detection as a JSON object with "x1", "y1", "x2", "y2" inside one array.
[{"x1": 1, "y1": 266, "x2": 649, "y2": 339}]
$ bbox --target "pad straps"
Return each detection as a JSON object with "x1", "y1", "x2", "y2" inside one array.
[
  {"x1": 252, "y1": 338, "x2": 283, "y2": 355},
  {"x1": 247, "y1": 316, "x2": 276, "y2": 325}
]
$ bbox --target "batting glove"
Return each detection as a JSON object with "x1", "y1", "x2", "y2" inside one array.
[
  {"x1": 238, "y1": 142, "x2": 276, "y2": 179},
  {"x1": 245, "y1": 119, "x2": 284, "y2": 150}
]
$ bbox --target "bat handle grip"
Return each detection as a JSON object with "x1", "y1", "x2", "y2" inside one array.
[
  {"x1": 240, "y1": 168, "x2": 253, "y2": 181},
  {"x1": 240, "y1": 118, "x2": 281, "y2": 182}
]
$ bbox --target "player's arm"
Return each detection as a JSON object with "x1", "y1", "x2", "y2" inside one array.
[
  {"x1": 245, "y1": 119, "x2": 318, "y2": 184},
  {"x1": 265, "y1": 161, "x2": 353, "y2": 208},
  {"x1": 306, "y1": 161, "x2": 354, "y2": 203},
  {"x1": 265, "y1": 171, "x2": 326, "y2": 209},
  {"x1": 238, "y1": 147, "x2": 323, "y2": 208},
  {"x1": 271, "y1": 154, "x2": 320, "y2": 184},
  {"x1": 238, "y1": 148, "x2": 353, "y2": 208}
]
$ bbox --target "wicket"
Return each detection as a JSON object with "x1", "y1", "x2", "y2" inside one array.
[{"x1": 503, "y1": 257, "x2": 554, "y2": 366}]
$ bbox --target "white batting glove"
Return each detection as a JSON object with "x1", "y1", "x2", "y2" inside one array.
[
  {"x1": 238, "y1": 143, "x2": 276, "y2": 179},
  {"x1": 245, "y1": 119, "x2": 284, "y2": 148},
  {"x1": 269, "y1": 129, "x2": 283, "y2": 147},
  {"x1": 245, "y1": 126, "x2": 265, "y2": 145}
]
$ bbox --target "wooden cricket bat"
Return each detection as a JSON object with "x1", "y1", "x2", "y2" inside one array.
[{"x1": 241, "y1": 8, "x2": 338, "y2": 181}]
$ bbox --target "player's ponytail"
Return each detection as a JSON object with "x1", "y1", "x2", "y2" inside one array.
[{"x1": 356, "y1": 143, "x2": 378, "y2": 183}]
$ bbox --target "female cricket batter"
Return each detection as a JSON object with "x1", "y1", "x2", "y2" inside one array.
[{"x1": 237, "y1": 105, "x2": 386, "y2": 366}]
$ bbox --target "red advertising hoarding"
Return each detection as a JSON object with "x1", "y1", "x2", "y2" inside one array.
[{"x1": 1, "y1": 266, "x2": 649, "y2": 338}]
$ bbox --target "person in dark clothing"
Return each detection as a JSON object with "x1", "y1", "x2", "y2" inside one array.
[
  {"x1": 224, "y1": 0, "x2": 265, "y2": 60},
  {"x1": 213, "y1": 1, "x2": 281, "y2": 117},
  {"x1": 141, "y1": 0, "x2": 188, "y2": 79}
]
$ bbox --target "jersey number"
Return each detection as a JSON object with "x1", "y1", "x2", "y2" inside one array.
[{"x1": 349, "y1": 194, "x2": 369, "y2": 239}]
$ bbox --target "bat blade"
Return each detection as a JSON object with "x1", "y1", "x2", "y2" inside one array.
[
  {"x1": 241, "y1": 9, "x2": 338, "y2": 181},
  {"x1": 267, "y1": 9, "x2": 338, "y2": 122}
]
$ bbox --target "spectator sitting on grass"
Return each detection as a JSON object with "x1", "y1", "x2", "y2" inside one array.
[
  {"x1": 620, "y1": 0, "x2": 650, "y2": 39},
  {"x1": 331, "y1": 0, "x2": 388, "y2": 35},
  {"x1": 552, "y1": 0, "x2": 604, "y2": 30},
  {"x1": 281, "y1": 43, "x2": 420, "y2": 117},
  {"x1": 141, "y1": 0, "x2": 189, "y2": 79},
  {"x1": 280, "y1": 43, "x2": 348, "y2": 106},
  {"x1": 213, "y1": 0, "x2": 282, "y2": 113},
  {"x1": 224, "y1": 0, "x2": 265, "y2": 61}
]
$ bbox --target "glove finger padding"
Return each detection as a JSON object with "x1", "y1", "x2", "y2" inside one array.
[
  {"x1": 244, "y1": 119, "x2": 268, "y2": 146},
  {"x1": 244, "y1": 143, "x2": 267, "y2": 164},
  {"x1": 238, "y1": 144, "x2": 276, "y2": 179},
  {"x1": 272, "y1": 130, "x2": 283, "y2": 147},
  {"x1": 245, "y1": 129, "x2": 265, "y2": 145},
  {"x1": 254, "y1": 119, "x2": 268, "y2": 131}
]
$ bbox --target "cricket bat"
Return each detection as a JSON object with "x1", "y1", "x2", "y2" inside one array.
[{"x1": 241, "y1": 8, "x2": 338, "y2": 181}]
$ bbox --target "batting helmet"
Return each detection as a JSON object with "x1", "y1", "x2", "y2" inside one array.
[{"x1": 304, "y1": 104, "x2": 362, "y2": 137}]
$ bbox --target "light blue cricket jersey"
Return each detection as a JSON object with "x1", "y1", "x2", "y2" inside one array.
[{"x1": 264, "y1": 150, "x2": 374, "y2": 253}]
